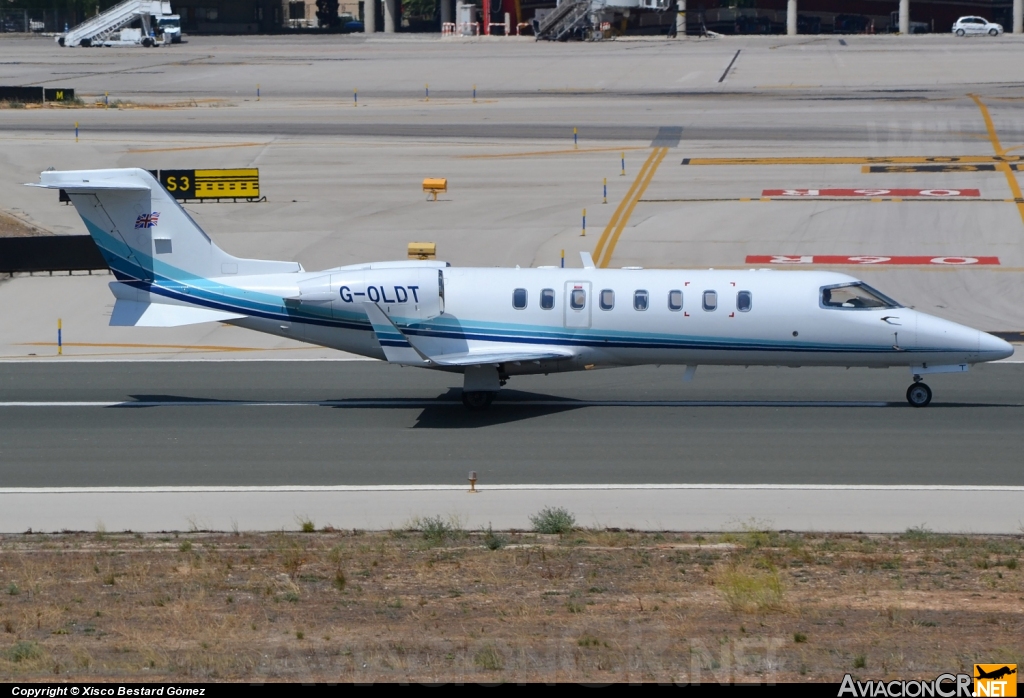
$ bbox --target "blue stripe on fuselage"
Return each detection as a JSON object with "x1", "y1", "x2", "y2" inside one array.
[{"x1": 87, "y1": 221, "x2": 956, "y2": 357}]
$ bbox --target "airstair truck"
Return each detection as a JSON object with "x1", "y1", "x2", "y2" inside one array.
[{"x1": 57, "y1": 0, "x2": 176, "y2": 47}]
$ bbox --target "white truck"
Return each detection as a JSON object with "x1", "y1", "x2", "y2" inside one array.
[{"x1": 156, "y1": 15, "x2": 181, "y2": 43}]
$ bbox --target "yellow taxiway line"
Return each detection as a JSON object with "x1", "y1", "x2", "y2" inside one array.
[
  {"x1": 128, "y1": 142, "x2": 268, "y2": 154},
  {"x1": 969, "y1": 94, "x2": 1024, "y2": 226},
  {"x1": 17, "y1": 342, "x2": 316, "y2": 353},
  {"x1": 458, "y1": 146, "x2": 647, "y2": 160},
  {"x1": 592, "y1": 147, "x2": 668, "y2": 268}
]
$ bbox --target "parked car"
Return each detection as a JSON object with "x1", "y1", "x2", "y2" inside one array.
[
  {"x1": 833, "y1": 14, "x2": 870, "y2": 34},
  {"x1": 797, "y1": 14, "x2": 821, "y2": 34},
  {"x1": 952, "y1": 16, "x2": 1002, "y2": 36},
  {"x1": 342, "y1": 20, "x2": 364, "y2": 33}
]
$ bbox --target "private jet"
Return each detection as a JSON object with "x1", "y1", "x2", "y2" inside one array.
[{"x1": 32, "y1": 168, "x2": 1013, "y2": 409}]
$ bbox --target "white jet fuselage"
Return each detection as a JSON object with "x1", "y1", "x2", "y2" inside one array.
[{"x1": 217, "y1": 264, "x2": 1006, "y2": 374}]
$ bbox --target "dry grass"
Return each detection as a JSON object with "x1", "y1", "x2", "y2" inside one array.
[
  {"x1": 0, "y1": 211, "x2": 49, "y2": 238},
  {"x1": 0, "y1": 99, "x2": 227, "y2": 110},
  {"x1": 0, "y1": 529, "x2": 1021, "y2": 682}
]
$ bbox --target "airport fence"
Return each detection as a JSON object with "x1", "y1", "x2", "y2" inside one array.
[{"x1": 0, "y1": 235, "x2": 107, "y2": 274}]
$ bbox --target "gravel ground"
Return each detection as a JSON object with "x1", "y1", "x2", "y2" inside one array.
[{"x1": 0, "y1": 527, "x2": 1021, "y2": 683}]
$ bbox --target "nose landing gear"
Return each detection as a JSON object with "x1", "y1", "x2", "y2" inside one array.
[{"x1": 906, "y1": 378, "x2": 932, "y2": 408}]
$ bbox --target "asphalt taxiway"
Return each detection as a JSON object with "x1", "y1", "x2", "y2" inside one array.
[{"x1": 1, "y1": 361, "x2": 1022, "y2": 488}]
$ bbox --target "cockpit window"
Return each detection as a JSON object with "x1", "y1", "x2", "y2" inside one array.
[{"x1": 820, "y1": 282, "x2": 902, "y2": 310}]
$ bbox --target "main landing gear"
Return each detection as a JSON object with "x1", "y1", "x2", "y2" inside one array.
[
  {"x1": 906, "y1": 378, "x2": 932, "y2": 408},
  {"x1": 461, "y1": 391, "x2": 496, "y2": 410},
  {"x1": 461, "y1": 365, "x2": 502, "y2": 410}
]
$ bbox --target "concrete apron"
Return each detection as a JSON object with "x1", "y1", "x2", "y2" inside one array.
[{"x1": 1, "y1": 486, "x2": 1021, "y2": 534}]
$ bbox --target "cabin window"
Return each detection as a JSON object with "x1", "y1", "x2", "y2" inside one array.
[
  {"x1": 570, "y1": 288, "x2": 586, "y2": 310},
  {"x1": 737, "y1": 290, "x2": 752, "y2": 312},
  {"x1": 512, "y1": 288, "x2": 527, "y2": 309},
  {"x1": 633, "y1": 290, "x2": 649, "y2": 311},
  {"x1": 668, "y1": 289, "x2": 683, "y2": 311},
  {"x1": 820, "y1": 282, "x2": 901, "y2": 310},
  {"x1": 702, "y1": 290, "x2": 717, "y2": 311},
  {"x1": 599, "y1": 289, "x2": 614, "y2": 310},
  {"x1": 540, "y1": 288, "x2": 555, "y2": 310}
]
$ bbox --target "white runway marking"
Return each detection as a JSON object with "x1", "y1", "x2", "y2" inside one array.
[
  {"x1": 0, "y1": 400, "x2": 894, "y2": 408},
  {"x1": 2, "y1": 484, "x2": 1022, "y2": 494}
]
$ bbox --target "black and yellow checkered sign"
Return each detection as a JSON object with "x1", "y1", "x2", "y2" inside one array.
[{"x1": 158, "y1": 169, "x2": 261, "y2": 201}]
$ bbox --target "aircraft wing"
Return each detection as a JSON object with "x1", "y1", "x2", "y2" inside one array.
[
  {"x1": 421, "y1": 348, "x2": 574, "y2": 367},
  {"x1": 363, "y1": 302, "x2": 573, "y2": 367}
]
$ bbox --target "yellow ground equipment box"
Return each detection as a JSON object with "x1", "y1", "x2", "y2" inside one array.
[
  {"x1": 422, "y1": 178, "x2": 447, "y2": 201},
  {"x1": 408, "y1": 242, "x2": 437, "y2": 260}
]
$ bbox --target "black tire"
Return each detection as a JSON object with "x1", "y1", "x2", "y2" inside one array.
[
  {"x1": 955, "y1": 28, "x2": 965, "y2": 36},
  {"x1": 989, "y1": 28, "x2": 999, "y2": 36},
  {"x1": 461, "y1": 391, "x2": 495, "y2": 410},
  {"x1": 58, "y1": 37, "x2": 65, "y2": 46},
  {"x1": 906, "y1": 382, "x2": 932, "y2": 408},
  {"x1": 142, "y1": 37, "x2": 153, "y2": 47},
  {"x1": 80, "y1": 37, "x2": 91, "y2": 47}
]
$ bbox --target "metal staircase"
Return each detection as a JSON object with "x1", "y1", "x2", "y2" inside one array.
[
  {"x1": 59, "y1": 0, "x2": 169, "y2": 47},
  {"x1": 534, "y1": 0, "x2": 594, "y2": 41}
]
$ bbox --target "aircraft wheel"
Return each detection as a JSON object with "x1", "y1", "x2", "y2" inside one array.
[
  {"x1": 461, "y1": 391, "x2": 495, "y2": 410},
  {"x1": 906, "y1": 382, "x2": 932, "y2": 408}
]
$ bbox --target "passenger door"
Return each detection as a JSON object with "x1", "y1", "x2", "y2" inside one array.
[{"x1": 563, "y1": 281, "x2": 591, "y2": 329}]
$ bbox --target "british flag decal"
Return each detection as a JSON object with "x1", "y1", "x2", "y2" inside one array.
[{"x1": 134, "y1": 212, "x2": 160, "y2": 229}]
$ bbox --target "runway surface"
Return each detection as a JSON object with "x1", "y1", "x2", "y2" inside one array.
[{"x1": 1, "y1": 361, "x2": 1021, "y2": 488}]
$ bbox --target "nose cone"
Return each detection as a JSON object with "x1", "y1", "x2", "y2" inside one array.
[{"x1": 979, "y1": 331, "x2": 1014, "y2": 361}]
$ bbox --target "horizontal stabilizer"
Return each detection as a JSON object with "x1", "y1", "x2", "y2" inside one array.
[
  {"x1": 110, "y1": 300, "x2": 245, "y2": 327},
  {"x1": 28, "y1": 182, "x2": 149, "y2": 191}
]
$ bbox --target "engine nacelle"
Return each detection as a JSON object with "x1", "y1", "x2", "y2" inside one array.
[{"x1": 294, "y1": 267, "x2": 444, "y2": 323}]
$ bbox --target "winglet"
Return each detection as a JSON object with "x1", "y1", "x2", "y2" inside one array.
[
  {"x1": 362, "y1": 302, "x2": 430, "y2": 366},
  {"x1": 580, "y1": 251, "x2": 596, "y2": 269}
]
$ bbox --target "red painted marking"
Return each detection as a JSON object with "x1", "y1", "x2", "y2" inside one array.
[
  {"x1": 761, "y1": 188, "x2": 980, "y2": 197},
  {"x1": 746, "y1": 255, "x2": 1000, "y2": 266}
]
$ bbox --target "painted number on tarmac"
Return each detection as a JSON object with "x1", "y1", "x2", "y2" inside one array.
[
  {"x1": 761, "y1": 189, "x2": 980, "y2": 197},
  {"x1": 745, "y1": 256, "x2": 1000, "y2": 266}
]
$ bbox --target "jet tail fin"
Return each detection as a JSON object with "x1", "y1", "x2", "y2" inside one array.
[{"x1": 31, "y1": 168, "x2": 301, "y2": 282}]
